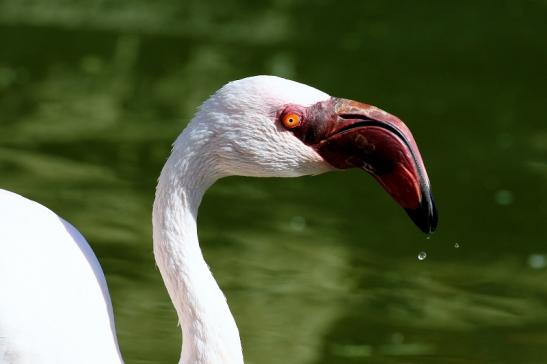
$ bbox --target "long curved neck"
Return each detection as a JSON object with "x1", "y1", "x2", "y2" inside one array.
[{"x1": 152, "y1": 126, "x2": 243, "y2": 364}]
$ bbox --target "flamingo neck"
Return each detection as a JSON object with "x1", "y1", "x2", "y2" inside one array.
[{"x1": 152, "y1": 127, "x2": 243, "y2": 364}]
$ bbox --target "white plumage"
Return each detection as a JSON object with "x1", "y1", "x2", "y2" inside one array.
[
  {"x1": 0, "y1": 189, "x2": 122, "y2": 364},
  {"x1": 0, "y1": 76, "x2": 336, "y2": 364}
]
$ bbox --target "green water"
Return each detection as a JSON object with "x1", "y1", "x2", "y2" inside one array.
[{"x1": 1, "y1": 1, "x2": 547, "y2": 363}]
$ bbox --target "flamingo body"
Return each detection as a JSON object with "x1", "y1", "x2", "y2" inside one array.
[{"x1": 0, "y1": 189, "x2": 122, "y2": 364}]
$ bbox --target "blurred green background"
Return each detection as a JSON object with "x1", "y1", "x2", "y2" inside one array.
[{"x1": 1, "y1": 0, "x2": 546, "y2": 363}]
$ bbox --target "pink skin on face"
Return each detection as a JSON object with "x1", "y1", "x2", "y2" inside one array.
[{"x1": 279, "y1": 98, "x2": 438, "y2": 234}]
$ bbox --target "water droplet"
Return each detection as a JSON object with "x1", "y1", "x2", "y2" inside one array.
[
  {"x1": 289, "y1": 216, "x2": 306, "y2": 231},
  {"x1": 528, "y1": 254, "x2": 546, "y2": 269},
  {"x1": 495, "y1": 189, "x2": 513, "y2": 206},
  {"x1": 426, "y1": 235, "x2": 431, "y2": 240},
  {"x1": 418, "y1": 251, "x2": 427, "y2": 261},
  {"x1": 454, "y1": 243, "x2": 460, "y2": 248}
]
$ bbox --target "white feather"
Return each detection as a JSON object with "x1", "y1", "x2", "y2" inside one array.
[
  {"x1": 0, "y1": 189, "x2": 122, "y2": 364},
  {"x1": 0, "y1": 75, "x2": 333, "y2": 364}
]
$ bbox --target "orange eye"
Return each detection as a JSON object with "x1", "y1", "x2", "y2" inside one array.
[{"x1": 281, "y1": 113, "x2": 302, "y2": 129}]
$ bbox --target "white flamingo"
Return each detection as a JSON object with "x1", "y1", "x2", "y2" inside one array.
[{"x1": 0, "y1": 76, "x2": 437, "y2": 364}]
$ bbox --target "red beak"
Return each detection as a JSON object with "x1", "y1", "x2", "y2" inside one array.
[{"x1": 290, "y1": 98, "x2": 438, "y2": 233}]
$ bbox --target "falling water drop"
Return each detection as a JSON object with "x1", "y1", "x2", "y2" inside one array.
[
  {"x1": 495, "y1": 189, "x2": 513, "y2": 206},
  {"x1": 426, "y1": 235, "x2": 431, "y2": 240},
  {"x1": 418, "y1": 251, "x2": 427, "y2": 261},
  {"x1": 528, "y1": 254, "x2": 546, "y2": 269},
  {"x1": 454, "y1": 243, "x2": 460, "y2": 248}
]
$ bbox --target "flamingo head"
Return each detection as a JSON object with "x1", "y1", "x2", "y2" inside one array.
[{"x1": 188, "y1": 76, "x2": 437, "y2": 233}]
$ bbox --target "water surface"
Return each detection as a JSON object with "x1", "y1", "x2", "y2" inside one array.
[{"x1": 1, "y1": 1, "x2": 546, "y2": 363}]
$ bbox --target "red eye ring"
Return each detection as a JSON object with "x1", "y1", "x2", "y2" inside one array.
[{"x1": 281, "y1": 113, "x2": 302, "y2": 129}]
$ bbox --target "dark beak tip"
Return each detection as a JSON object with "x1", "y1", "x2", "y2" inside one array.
[
  {"x1": 405, "y1": 193, "x2": 438, "y2": 234},
  {"x1": 311, "y1": 98, "x2": 439, "y2": 234}
]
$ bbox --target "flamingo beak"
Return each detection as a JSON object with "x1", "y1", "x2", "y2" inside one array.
[{"x1": 295, "y1": 98, "x2": 438, "y2": 233}]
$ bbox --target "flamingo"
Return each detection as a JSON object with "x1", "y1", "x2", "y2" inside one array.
[{"x1": 0, "y1": 76, "x2": 437, "y2": 364}]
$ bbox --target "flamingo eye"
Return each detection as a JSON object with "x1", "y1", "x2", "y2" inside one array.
[{"x1": 281, "y1": 113, "x2": 302, "y2": 129}]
